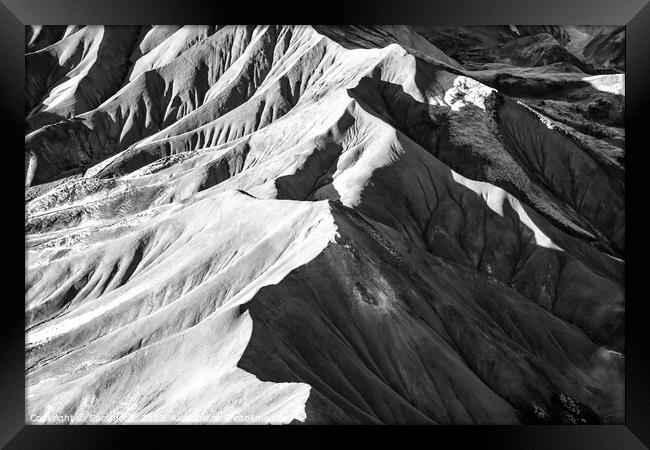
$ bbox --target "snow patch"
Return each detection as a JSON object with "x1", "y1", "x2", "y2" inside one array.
[
  {"x1": 444, "y1": 76, "x2": 496, "y2": 111},
  {"x1": 582, "y1": 74, "x2": 625, "y2": 96}
]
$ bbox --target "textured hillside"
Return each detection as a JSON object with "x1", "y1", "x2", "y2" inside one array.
[{"x1": 25, "y1": 25, "x2": 624, "y2": 425}]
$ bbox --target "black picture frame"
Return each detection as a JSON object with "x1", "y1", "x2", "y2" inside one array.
[{"x1": 2, "y1": 1, "x2": 648, "y2": 448}]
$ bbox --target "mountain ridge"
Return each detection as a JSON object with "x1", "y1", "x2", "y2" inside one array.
[{"x1": 25, "y1": 25, "x2": 625, "y2": 425}]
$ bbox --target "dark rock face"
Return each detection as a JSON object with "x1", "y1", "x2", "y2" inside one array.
[{"x1": 24, "y1": 25, "x2": 624, "y2": 425}]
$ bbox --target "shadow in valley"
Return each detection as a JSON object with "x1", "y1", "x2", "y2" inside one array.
[{"x1": 241, "y1": 76, "x2": 625, "y2": 424}]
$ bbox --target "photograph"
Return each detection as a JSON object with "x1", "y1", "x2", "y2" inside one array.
[{"x1": 23, "y1": 24, "x2": 626, "y2": 426}]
